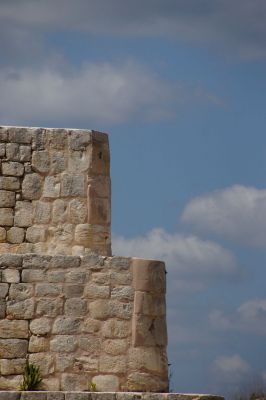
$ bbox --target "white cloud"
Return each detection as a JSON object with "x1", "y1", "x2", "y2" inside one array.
[
  {"x1": 210, "y1": 299, "x2": 266, "y2": 336},
  {"x1": 113, "y1": 228, "x2": 239, "y2": 292},
  {"x1": 0, "y1": 62, "x2": 176, "y2": 126},
  {"x1": 181, "y1": 185, "x2": 266, "y2": 247},
  {"x1": 213, "y1": 354, "x2": 251, "y2": 383}
]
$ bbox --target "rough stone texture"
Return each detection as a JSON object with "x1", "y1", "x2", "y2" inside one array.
[
  {"x1": 0, "y1": 394, "x2": 224, "y2": 400},
  {"x1": 0, "y1": 253, "x2": 168, "y2": 391},
  {"x1": 0, "y1": 126, "x2": 111, "y2": 256}
]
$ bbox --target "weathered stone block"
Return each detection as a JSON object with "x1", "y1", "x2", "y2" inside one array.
[
  {"x1": 9, "y1": 283, "x2": 34, "y2": 301},
  {"x1": 68, "y1": 149, "x2": 91, "y2": 173},
  {"x1": 50, "y1": 335, "x2": 77, "y2": 352},
  {"x1": 6, "y1": 143, "x2": 20, "y2": 161},
  {"x1": 132, "y1": 258, "x2": 166, "y2": 293},
  {"x1": 0, "y1": 339, "x2": 28, "y2": 358},
  {"x1": 50, "y1": 255, "x2": 80, "y2": 269},
  {"x1": 36, "y1": 298, "x2": 63, "y2": 317},
  {"x1": 52, "y1": 317, "x2": 81, "y2": 334},
  {"x1": 2, "y1": 161, "x2": 24, "y2": 176},
  {"x1": 43, "y1": 176, "x2": 60, "y2": 198},
  {"x1": 55, "y1": 354, "x2": 74, "y2": 372},
  {"x1": 128, "y1": 347, "x2": 168, "y2": 373},
  {"x1": 0, "y1": 227, "x2": 6, "y2": 242},
  {"x1": 0, "y1": 208, "x2": 13, "y2": 226},
  {"x1": 69, "y1": 130, "x2": 91, "y2": 151},
  {"x1": 79, "y1": 336, "x2": 100, "y2": 352},
  {"x1": 48, "y1": 129, "x2": 68, "y2": 150},
  {"x1": 134, "y1": 292, "x2": 166, "y2": 316},
  {"x1": 111, "y1": 286, "x2": 134, "y2": 301},
  {"x1": 22, "y1": 254, "x2": 51, "y2": 269},
  {"x1": 7, "y1": 227, "x2": 25, "y2": 244},
  {"x1": 69, "y1": 199, "x2": 87, "y2": 223},
  {"x1": 82, "y1": 318, "x2": 101, "y2": 334},
  {"x1": 89, "y1": 300, "x2": 110, "y2": 320},
  {"x1": 32, "y1": 150, "x2": 50, "y2": 173},
  {"x1": 29, "y1": 335, "x2": 49, "y2": 352},
  {"x1": 127, "y1": 372, "x2": 168, "y2": 392},
  {"x1": 61, "y1": 174, "x2": 86, "y2": 197},
  {"x1": 102, "y1": 338, "x2": 128, "y2": 355},
  {"x1": 0, "y1": 143, "x2": 5, "y2": 157},
  {"x1": 22, "y1": 173, "x2": 42, "y2": 200},
  {"x1": 35, "y1": 283, "x2": 62, "y2": 297},
  {"x1": 110, "y1": 271, "x2": 132, "y2": 285},
  {"x1": 61, "y1": 373, "x2": 89, "y2": 391},
  {"x1": 65, "y1": 298, "x2": 87, "y2": 316},
  {"x1": 14, "y1": 201, "x2": 33, "y2": 227},
  {"x1": 0, "y1": 283, "x2": 8, "y2": 298},
  {"x1": 99, "y1": 354, "x2": 126, "y2": 373},
  {"x1": 34, "y1": 201, "x2": 51, "y2": 224},
  {"x1": 0, "y1": 190, "x2": 15, "y2": 207},
  {"x1": 8, "y1": 128, "x2": 32, "y2": 143},
  {"x1": 84, "y1": 284, "x2": 110, "y2": 299},
  {"x1": 65, "y1": 270, "x2": 86, "y2": 283},
  {"x1": 20, "y1": 392, "x2": 47, "y2": 400},
  {"x1": 22, "y1": 269, "x2": 46, "y2": 282},
  {"x1": 0, "y1": 298, "x2": 6, "y2": 317},
  {"x1": 28, "y1": 353, "x2": 54, "y2": 376},
  {"x1": 92, "y1": 375, "x2": 119, "y2": 392},
  {"x1": 30, "y1": 317, "x2": 52, "y2": 335},
  {"x1": 0, "y1": 177, "x2": 20, "y2": 190},
  {"x1": 6, "y1": 298, "x2": 35, "y2": 319},
  {"x1": 50, "y1": 152, "x2": 66, "y2": 174},
  {"x1": 2, "y1": 269, "x2": 20, "y2": 283},
  {"x1": 64, "y1": 284, "x2": 84, "y2": 297},
  {"x1": 19, "y1": 145, "x2": 31, "y2": 162},
  {"x1": 74, "y1": 355, "x2": 98, "y2": 372},
  {"x1": 0, "y1": 358, "x2": 26, "y2": 375},
  {"x1": 65, "y1": 393, "x2": 90, "y2": 400},
  {"x1": 102, "y1": 319, "x2": 131, "y2": 338},
  {"x1": 26, "y1": 226, "x2": 47, "y2": 243},
  {"x1": 52, "y1": 199, "x2": 67, "y2": 224},
  {"x1": 0, "y1": 375, "x2": 22, "y2": 390},
  {"x1": 0, "y1": 320, "x2": 28, "y2": 338}
]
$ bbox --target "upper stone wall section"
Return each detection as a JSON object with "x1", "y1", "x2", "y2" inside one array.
[{"x1": 0, "y1": 126, "x2": 111, "y2": 256}]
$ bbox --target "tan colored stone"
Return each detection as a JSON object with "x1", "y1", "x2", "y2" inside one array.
[
  {"x1": 69, "y1": 199, "x2": 87, "y2": 224},
  {"x1": 2, "y1": 269, "x2": 20, "y2": 283},
  {"x1": 61, "y1": 373, "x2": 88, "y2": 391},
  {"x1": 64, "y1": 284, "x2": 84, "y2": 297},
  {"x1": 111, "y1": 286, "x2": 134, "y2": 301},
  {"x1": 128, "y1": 347, "x2": 168, "y2": 374},
  {"x1": 7, "y1": 227, "x2": 25, "y2": 244},
  {"x1": 35, "y1": 283, "x2": 62, "y2": 297},
  {"x1": 50, "y1": 151, "x2": 66, "y2": 174},
  {"x1": 0, "y1": 283, "x2": 8, "y2": 298},
  {"x1": 14, "y1": 201, "x2": 33, "y2": 227},
  {"x1": 74, "y1": 355, "x2": 98, "y2": 372},
  {"x1": 0, "y1": 339, "x2": 28, "y2": 358},
  {"x1": 30, "y1": 317, "x2": 52, "y2": 335},
  {"x1": 7, "y1": 298, "x2": 35, "y2": 319},
  {"x1": 89, "y1": 300, "x2": 110, "y2": 320},
  {"x1": 102, "y1": 319, "x2": 131, "y2": 338},
  {"x1": 79, "y1": 336, "x2": 100, "y2": 353},
  {"x1": 9, "y1": 283, "x2": 34, "y2": 301},
  {"x1": 36, "y1": 298, "x2": 63, "y2": 317},
  {"x1": 52, "y1": 199, "x2": 67, "y2": 224},
  {"x1": 0, "y1": 227, "x2": 6, "y2": 242},
  {"x1": 2, "y1": 161, "x2": 24, "y2": 176},
  {"x1": 68, "y1": 149, "x2": 91, "y2": 172},
  {"x1": 82, "y1": 318, "x2": 101, "y2": 334},
  {"x1": 110, "y1": 271, "x2": 132, "y2": 285},
  {"x1": 22, "y1": 269, "x2": 46, "y2": 282},
  {"x1": 0, "y1": 208, "x2": 13, "y2": 226},
  {"x1": 134, "y1": 291, "x2": 166, "y2": 316},
  {"x1": 0, "y1": 320, "x2": 28, "y2": 338},
  {"x1": 0, "y1": 190, "x2": 15, "y2": 207},
  {"x1": 34, "y1": 201, "x2": 51, "y2": 224},
  {"x1": 0, "y1": 176, "x2": 20, "y2": 190},
  {"x1": 0, "y1": 358, "x2": 26, "y2": 375},
  {"x1": 55, "y1": 354, "x2": 74, "y2": 372},
  {"x1": 102, "y1": 339, "x2": 128, "y2": 355},
  {"x1": 29, "y1": 335, "x2": 49, "y2": 352},
  {"x1": 41, "y1": 377, "x2": 60, "y2": 391},
  {"x1": 65, "y1": 298, "x2": 87, "y2": 316},
  {"x1": 22, "y1": 173, "x2": 42, "y2": 200},
  {"x1": 52, "y1": 317, "x2": 81, "y2": 334},
  {"x1": 8, "y1": 128, "x2": 32, "y2": 143},
  {"x1": 92, "y1": 375, "x2": 119, "y2": 392},
  {"x1": 28, "y1": 353, "x2": 54, "y2": 376},
  {"x1": 61, "y1": 174, "x2": 86, "y2": 197},
  {"x1": 43, "y1": 176, "x2": 60, "y2": 198},
  {"x1": 50, "y1": 335, "x2": 77, "y2": 353},
  {"x1": 26, "y1": 225, "x2": 47, "y2": 243},
  {"x1": 84, "y1": 283, "x2": 110, "y2": 299},
  {"x1": 127, "y1": 372, "x2": 168, "y2": 392},
  {"x1": 132, "y1": 258, "x2": 166, "y2": 293},
  {"x1": 0, "y1": 375, "x2": 22, "y2": 390},
  {"x1": 87, "y1": 192, "x2": 110, "y2": 225},
  {"x1": 99, "y1": 354, "x2": 126, "y2": 373},
  {"x1": 32, "y1": 150, "x2": 50, "y2": 173}
]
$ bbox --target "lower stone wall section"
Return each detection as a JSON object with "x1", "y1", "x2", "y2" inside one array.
[
  {"x1": 0, "y1": 392, "x2": 224, "y2": 400},
  {"x1": 0, "y1": 253, "x2": 168, "y2": 392}
]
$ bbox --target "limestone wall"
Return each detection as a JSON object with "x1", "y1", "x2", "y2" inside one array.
[
  {"x1": 0, "y1": 127, "x2": 111, "y2": 256},
  {"x1": 0, "y1": 253, "x2": 168, "y2": 392}
]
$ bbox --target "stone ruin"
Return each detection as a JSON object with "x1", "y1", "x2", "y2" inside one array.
[{"x1": 0, "y1": 126, "x2": 223, "y2": 400}]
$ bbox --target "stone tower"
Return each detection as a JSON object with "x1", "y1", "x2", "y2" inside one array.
[{"x1": 0, "y1": 126, "x2": 168, "y2": 393}]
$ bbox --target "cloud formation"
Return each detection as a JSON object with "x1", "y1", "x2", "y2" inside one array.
[
  {"x1": 113, "y1": 228, "x2": 239, "y2": 292},
  {"x1": 210, "y1": 299, "x2": 266, "y2": 336},
  {"x1": 181, "y1": 185, "x2": 266, "y2": 248},
  {"x1": 1, "y1": 0, "x2": 266, "y2": 60},
  {"x1": 213, "y1": 354, "x2": 251, "y2": 383}
]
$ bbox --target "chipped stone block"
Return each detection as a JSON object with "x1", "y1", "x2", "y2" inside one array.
[
  {"x1": 132, "y1": 258, "x2": 166, "y2": 293},
  {"x1": 50, "y1": 152, "x2": 66, "y2": 174},
  {"x1": 20, "y1": 391, "x2": 47, "y2": 400},
  {"x1": 68, "y1": 149, "x2": 91, "y2": 173},
  {"x1": 111, "y1": 286, "x2": 134, "y2": 301},
  {"x1": 48, "y1": 129, "x2": 68, "y2": 150},
  {"x1": 127, "y1": 372, "x2": 168, "y2": 392},
  {"x1": 35, "y1": 283, "x2": 62, "y2": 297},
  {"x1": 69, "y1": 199, "x2": 87, "y2": 223},
  {"x1": 102, "y1": 338, "x2": 128, "y2": 355},
  {"x1": 50, "y1": 255, "x2": 80, "y2": 269},
  {"x1": 74, "y1": 354, "x2": 98, "y2": 372},
  {"x1": 69, "y1": 130, "x2": 91, "y2": 151},
  {"x1": 92, "y1": 375, "x2": 119, "y2": 392},
  {"x1": 2, "y1": 161, "x2": 24, "y2": 176},
  {"x1": 22, "y1": 269, "x2": 46, "y2": 282},
  {"x1": 0, "y1": 283, "x2": 8, "y2": 298},
  {"x1": 61, "y1": 373, "x2": 89, "y2": 391},
  {"x1": 52, "y1": 199, "x2": 67, "y2": 224},
  {"x1": 41, "y1": 379, "x2": 60, "y2": 392},
  {"x1": 64, "y1": 298, "x2": 87, "y2": 316},
  {"x1": 28, "y1": 335, "x2": 49, "y2": 352},
  {"x1": 82, "y1": 318, "x2": 101, "y2": 334},
  {"x1": 0, "y1": 339, "x2": 28, "y2": 358},
  {"x1": 8, "y1": 128, "x2": 32, "y2": 143},
  {"x1": 0, "y1": 190, "x2": 15, "y2": 207},
  {"x1": 0, "y1": 320, "x2": 28, "y2": 339},
  {"x1": 0, "y1": 358, "x2": 26, "y2": 375},
  {"x1": 78, "y1": 336, "x2": 100, "y2": 353},
  {"x1": 28, "y1": 353, "x2": 54, "y2": 376},
  {"x1": 19, "y1": 145, "x2": 31, "y2": 162},
  {"x1": 0, "y1": 253, "x2": 22, "y2": 267},
  {"x1": 34, "y1": 201, "x2": 51, "y2": 224},
  {"x1": 0, "y1": 375, "x2": 22, "y2": 390},
  {"x1": 132, "y1": 315, "x2": 167, "y2": 347},
  {"x1": 128, "y1": 347, "x2": 168, "y2": 374},
  {"x1": 26, "y1": 225, "x2": 47, "y2": 243},
  {"x1": 55, "y1": 354, "x2": 74, "y2": 372},
  {"x1": 6, "y1": 143, "x2": 20, "y2": 161},
  {"x1": 102, "y1": 319, "x2": 131, "y2": 338},
  {"x1": 22, "y1": 253, "x2": 51, "y2": 269}
]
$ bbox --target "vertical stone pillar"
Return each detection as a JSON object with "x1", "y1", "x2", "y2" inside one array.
[{"x1": 0, "y1": 127, "x2": 111, "y2": 256}]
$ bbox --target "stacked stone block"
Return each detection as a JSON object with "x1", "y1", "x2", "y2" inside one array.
[
  {"x1": 0, "y1": 127, "x2": 111, "y2": 256},
  {"x1": 0, "y1": 253, "x2": 168, "y2": 392}
]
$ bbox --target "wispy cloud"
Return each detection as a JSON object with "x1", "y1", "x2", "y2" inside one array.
[
  {"x1": 181, "y1": 185, "x2": 266, "y2": 248},
  {"x1": 213, "y1": 354, "x2": 251, "y2": 384}
]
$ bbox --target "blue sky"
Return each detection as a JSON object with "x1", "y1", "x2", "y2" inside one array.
[{"x1": 1, "y1": 1, "x2": 266, "y2": 397}]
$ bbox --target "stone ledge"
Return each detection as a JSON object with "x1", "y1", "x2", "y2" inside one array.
[{"x1": 0, "y1": 392, "x2": 224, "y2": 400}]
